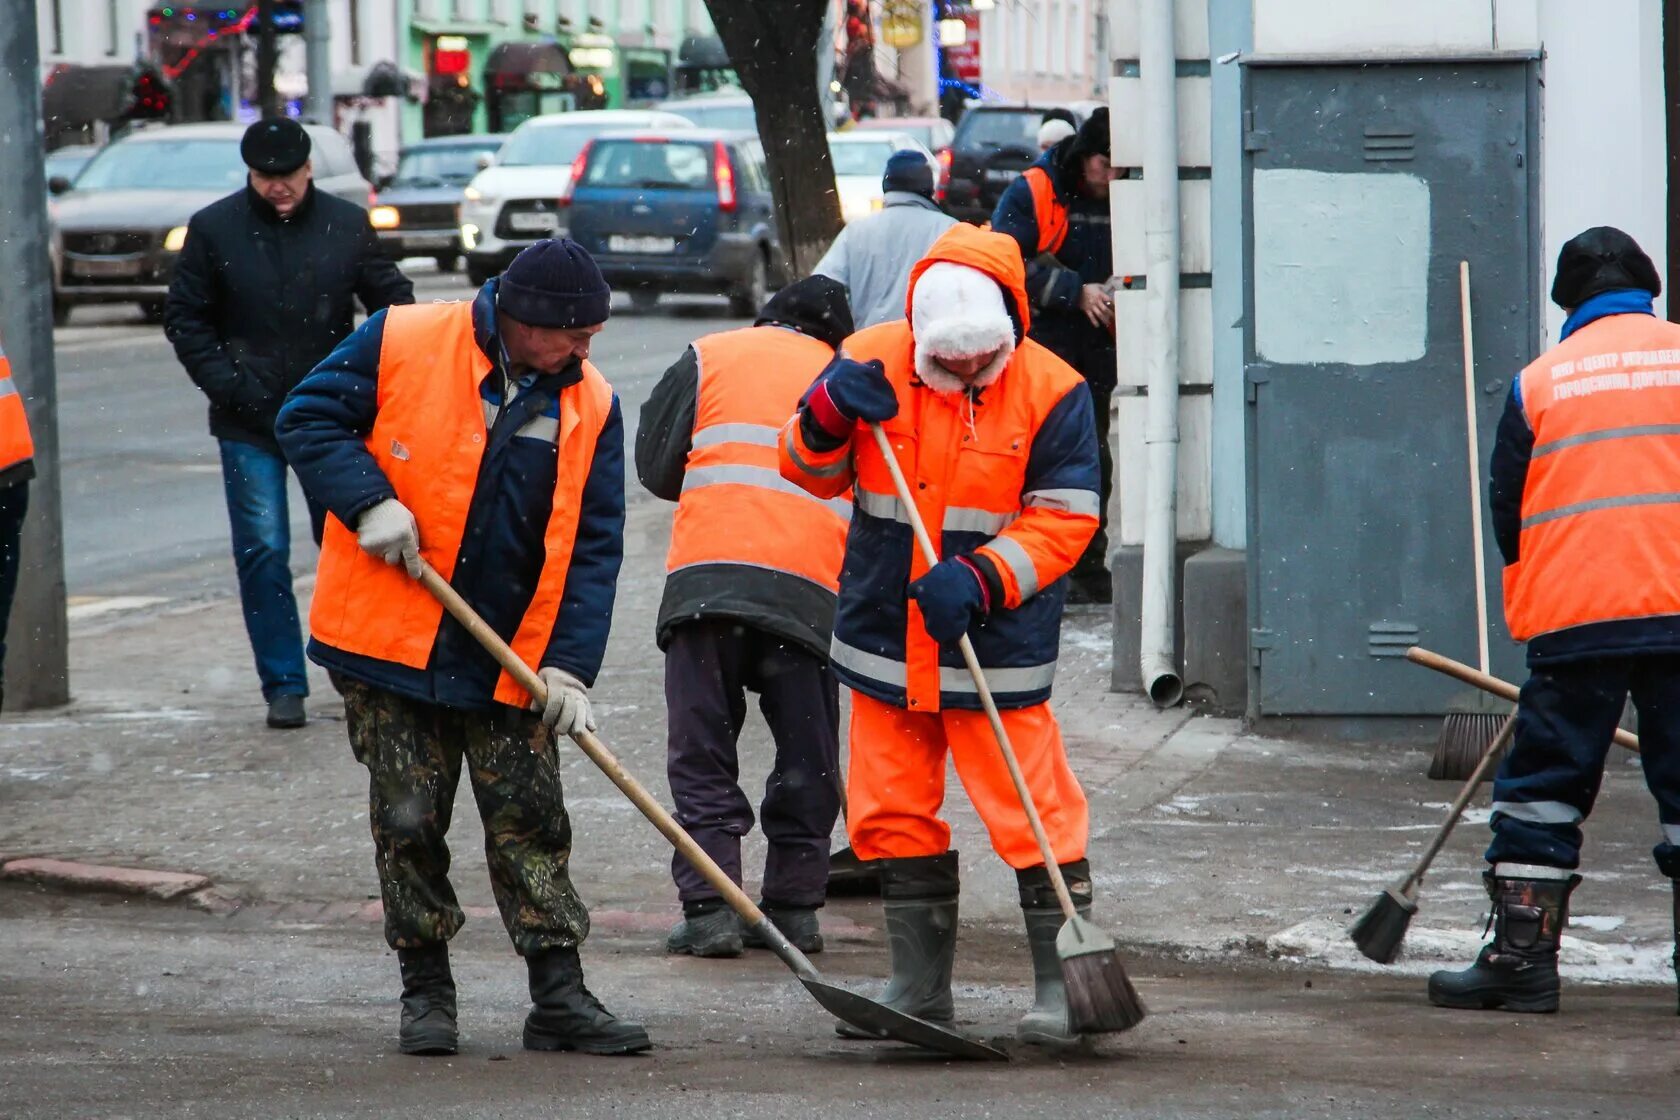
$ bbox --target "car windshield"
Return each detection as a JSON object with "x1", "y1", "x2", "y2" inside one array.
[
  {"x1": 829, "y1": 140, "x2": 899, "y2": 179},
  {"x1": 497, "y1": 123, "x2": 608, "y2": 167},
  {"x1": 582, "y1": 140, "x2": 712, "y2": 189},
  {"x1": 73, "y1": 138, "x2": 245, "y2": 191},
  {"x1": 863, "y1": 122, "x2": 935, "y2": 149},
  {"x1": 955, "y1": 110, "x2": 1042, "y2": 150},
  {"x1": 45, "y1": 149, "x2": 96, "y2": 183},
  {"x1": 664, "y1": 101, "x2": 756, "y2": 131},
  {"x1": 394, "y1": 145, "x2": 496, "y2": 185}
]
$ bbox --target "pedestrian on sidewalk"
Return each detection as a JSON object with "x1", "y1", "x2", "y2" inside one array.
[
  {"x1": 779, "y1": 223, "x2": 1105, "y2": 1048},
  {"x1": 991, "y1": 108, "x2": 1118, "y2": 604},
  {"x1": 812, "y1": 150, "x2": 957, "y2": 330},
  {"x1": 1430, "y1": 227, "x2": 1680, "y2": 1016},
  {"x1": 636, "y1": 276, "x2": 854, "y2": 960},
  {"x1": 0, "y1": 328, "x2": 35, "y2": 713},
  {"x1": 164, "y1": 118, "x2": 413, "y2": 731},
  {"x1": 275, "y1": 240, "x2": 645, "y2": 1058}
]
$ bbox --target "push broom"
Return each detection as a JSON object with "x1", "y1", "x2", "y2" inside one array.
[
  {"x1": 869, "y1": 422, "x2": 1147, "y2": 1034},
  {"x1": 1430, "y1": 261, "x2": 1507, "y2": 781}
]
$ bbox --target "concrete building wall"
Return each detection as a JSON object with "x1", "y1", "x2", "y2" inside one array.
[{"x1": 976, "y1": 0, "x2": 1104, "y2": 103}]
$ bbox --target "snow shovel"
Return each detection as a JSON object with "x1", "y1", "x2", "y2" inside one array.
[
  {"x1": 868, "y1": 424, "x2": 1146, "y2": 1034},
  {"x1": 414, "y1": 560, "x2": 1005, "y2": 1062}
]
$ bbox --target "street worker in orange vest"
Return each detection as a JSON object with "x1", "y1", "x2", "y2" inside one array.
[
  {"x1": 1430, "y1": 227, "x2": 1680, "y2": 1017},
  {"x1": 991, "y1": 107, "x2": 1119, "y2": 605},
  {"x1": 275, "y1": 240, "x2": 645, "y2": 1059},
  {"x1": 0, "y1": 329, "x2": 35, "y2": 713},
  {"x1": 779, "y1": 223, "x2": 1104, "y2": 1048},
  {"x1": 635, "y1": 276, "x2": 855, "y2": 959}
]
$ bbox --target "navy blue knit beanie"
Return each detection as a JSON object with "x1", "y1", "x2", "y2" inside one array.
[
  {"x1": 881, "y1": 149, "x2": 935, "y2": 198},
  {"x1": 497, "y1": 239, "x2": 612, "y2": 328}
]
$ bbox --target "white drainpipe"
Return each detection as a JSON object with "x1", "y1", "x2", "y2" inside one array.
[{"x1": 1137, "y1": 0, "x2": 1184, "y2": 707}]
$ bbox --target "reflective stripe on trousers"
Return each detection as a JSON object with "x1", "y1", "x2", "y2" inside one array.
[{"x1": 829, "y1": 636, "x2": 1056, "y2": 697}]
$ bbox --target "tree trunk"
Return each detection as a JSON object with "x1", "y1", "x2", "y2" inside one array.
[{"x1": 704, "y1": 0, "x2": 842, "y2": 278}]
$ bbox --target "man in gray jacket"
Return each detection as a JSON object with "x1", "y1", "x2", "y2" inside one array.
[{"x1": 813, "y1": 150, "x2": 956, "y2": 328}]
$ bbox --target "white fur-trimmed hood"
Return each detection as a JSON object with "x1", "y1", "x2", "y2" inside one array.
[{"x1": 910, "y1": 261, "x2": 1016, "y2": 393}]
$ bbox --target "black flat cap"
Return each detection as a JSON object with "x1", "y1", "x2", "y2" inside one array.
[
  {"x1": 241, "y1": 118, "x2": 312, "y2": 175},
  {"x1": 1552, "y1": 226, "x2": 1661, "y2": 309}
]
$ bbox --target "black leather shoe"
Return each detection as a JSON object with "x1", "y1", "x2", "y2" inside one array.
[
  {"x1": 523, "y1": 947, "x2": 651, "y2": 1054},
  {"x1": 742, "y1": 903, "x2": 823, "y2": 954},
  {"x1": 397, "y1": 945, "x2": 458, "y2": 1056},
  {"x1": 266, "y1": 694, "x2": 306, "y2": 729},
  {"x1": 666, "y1": 905, "x2": 744, "y2": 958}
]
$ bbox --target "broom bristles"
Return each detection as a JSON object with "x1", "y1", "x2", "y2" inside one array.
[
  {"x1": 1062, "y1": 949, "x2": 1148, "y2": 1033},
  {"x1": 1348, "y1": 886, "x2": 1418, "y2": 964},
  {"x1": 1429, "y1": 711, "x2": 1505, "y2": 781}
]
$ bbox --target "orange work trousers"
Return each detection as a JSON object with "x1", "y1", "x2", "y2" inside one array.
[{"x1": 845, "y1": 691, "x2": 1089, "y2": 869}]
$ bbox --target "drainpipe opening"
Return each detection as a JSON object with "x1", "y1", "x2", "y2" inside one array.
[{"x1": 1144, "y1": 661, "x2": 1184, "y2": 709}]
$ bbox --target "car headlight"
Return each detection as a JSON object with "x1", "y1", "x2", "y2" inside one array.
[
  {"x1": 369, "y1": 205, "x2": 401, "y2": 230},
  {"x1": 461, "y1": 223, "x2": 480, "y2": 251},
  {"x1": 163, "y1": 225, "x2": 188, "y2": 252},
  {"x1": 464, "y1": 186, "x2": 493, "y2": 205}
]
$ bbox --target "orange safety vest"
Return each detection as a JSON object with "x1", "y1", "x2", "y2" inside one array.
[
  {"x1": 1504, "y1": 312, "x2": 1680, "y2": 642},
  {"x1": 309, "y1": 301, "x2": 615, "y2": 709},
  {"x1": 1023, "y1": 166, "x2": 1069, "y2": 256},
  {"x1": 0, "y1": 334, "x2": 35, "y2": 476},
  {"x1": 668, "y1": 327, "x2": 850, "y2": 589}
]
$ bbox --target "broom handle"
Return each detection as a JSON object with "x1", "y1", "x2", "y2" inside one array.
[
  {"x1": 413, "y1": 562, "x2": 813, "y2": 973},
  {"x1": 869, "y1": 423, "x2": 1081, "y2": 921},
  {"x1": 1406, "y1": 646, "x2": 1640, "y2": 754},
  {"x1": 1401, "y1": 712, "x2": 1516, "y2": 895},
  {"x1": 1459, "y1": 262, "x2": 1492, "y2": 674}
]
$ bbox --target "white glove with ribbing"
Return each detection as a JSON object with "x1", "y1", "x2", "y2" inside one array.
[
  {"x1": 534, "y1": 667, "x2": 594, "y2": 736},
  {"x1": 356, "y1": 498, "x2": 422, "y2": 578}
]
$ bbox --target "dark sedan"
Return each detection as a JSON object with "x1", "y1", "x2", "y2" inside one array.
[{"x1": 370, "y1": 135, "x2": 505, "y2": 271}]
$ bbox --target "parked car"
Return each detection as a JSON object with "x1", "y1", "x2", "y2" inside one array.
[
  {"x1": 942, "y1": 103, "x2": 1092, "y2": 224},
  {"x1": 370, "y1": 134, "x2": 505, "y2": 271},
  {"x1": 852, "y1": 115, "x2": 955, "y2": 159},
  {"x1": 49, "y1": 121, "x2": 369, "y2": 324},
  {"x1": 827, "y1": 131, "x2": 935, "y2": 224},
  {"x1": 560, "y1": 129, "x2": 782, "y2": 315},
  {"x1": 459, "y1": 109, "x2": 693, "y2": 286}
]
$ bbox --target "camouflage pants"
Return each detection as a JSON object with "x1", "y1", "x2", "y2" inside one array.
[{"x1": 336, "y1": 675, "x2": 591, "y2": 955}]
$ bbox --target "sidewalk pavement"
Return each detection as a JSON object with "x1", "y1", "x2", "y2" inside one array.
[{"x1": 2, "y1": 503, "x2": 1675, "y2": 994}]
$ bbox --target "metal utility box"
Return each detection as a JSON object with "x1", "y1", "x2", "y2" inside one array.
[{"x1": 1242, "y1": 57, "x2": 1542, "y2": 716}]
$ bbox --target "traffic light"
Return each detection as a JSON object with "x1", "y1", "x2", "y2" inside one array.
[{"x1": 125, "y1": 64, "x2": 172, "y2": 120}]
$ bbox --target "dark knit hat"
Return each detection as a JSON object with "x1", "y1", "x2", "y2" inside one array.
[
  {"x1": 498, "y1": 239, "x2": 612, "y2": 329},
  {"x1": 1551, "y1": 226, "x2": 1662, "y2": 309},
  {"x1": 755, "y1": 275, "x2": 854, "y2": 349},
  {"x1": 1058, "y1": 107, "x2": 1110, "y2": 175},
  {"x1": 241, "y1": 118, "x2": 311, "y2": 174},
  {"x1": 882, "y1": 149, "x2": 935, "y2": 199}
]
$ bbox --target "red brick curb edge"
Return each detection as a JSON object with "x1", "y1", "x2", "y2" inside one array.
[{"x1": 0, "y1": 856, "x2": 242, "y2": 915}]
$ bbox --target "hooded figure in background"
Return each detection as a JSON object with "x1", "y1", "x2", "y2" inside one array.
[
  {"x1": 780, "y1": 224, "x2": 1105, "y2": 1048},
  {"x1": 1430, "y1": 227, "x2": 1680, "y2": 1017}
]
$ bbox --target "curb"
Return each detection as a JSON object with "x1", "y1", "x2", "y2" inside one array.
[{"x1": 0, "y1": 856, "x2": 242, "y2": 915}]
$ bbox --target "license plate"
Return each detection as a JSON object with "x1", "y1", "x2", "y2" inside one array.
[
  {"x1": 403, "y1": 233, "x2": 456, "y2": 250},
  {"x1": 608, "y1": 235, "x2": 677, "y2": 254},
  {"x1": 509, "y1": 211, "x2": 558, "y2": 232},
  {"x1": 984, "y1": 168, "x2": 1022, "y2": 183},
  {"x1": 69, "y1": 257, "x2": 144, "y2": 278}
]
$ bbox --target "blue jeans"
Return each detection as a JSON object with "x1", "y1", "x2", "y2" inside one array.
[{"x1": 219, "y1": 439, "x2": 324, "y2": 702}]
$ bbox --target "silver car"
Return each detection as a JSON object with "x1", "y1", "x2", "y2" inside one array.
[{"x1": 50, "y1": 122, "x2": 371, "y2": 324}]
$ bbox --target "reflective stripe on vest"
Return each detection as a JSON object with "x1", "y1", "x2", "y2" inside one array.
[
  {"x1": 830, "y1": 636, "x2": 1057, "y2": 697},
  {"x1": 0, "y1": 342, "x2": 36, "y2": 475},
  {"x1": 665, "y1": 327, "x2": 850, "y2": 592},
  {"x1": 309, "y1": 301, "x2": 613, "y2": 708},
  {"x1": 1504, "y1": 314, "x2": 1680, "y2": 642},
  {"x1": 1024, "y1": 167, "x2": 1069, "y2": 257}
]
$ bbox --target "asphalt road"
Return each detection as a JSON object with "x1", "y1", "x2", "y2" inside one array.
[{"x1": 52, "y1": 265, "x2": 749, "y2": 605}]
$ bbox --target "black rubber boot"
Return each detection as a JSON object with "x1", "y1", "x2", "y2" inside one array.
[
  {"x1": 397, "y1": 944, "x2": 458, "y2": 1056},
  {"x1": 742, "y1": 901, "x2": 823, "y2": 954},
  {"x1": 1427, "y1": 871, "x2": 1579, "y2": 1013},
  {"x1": 1016, "y1": 860, "x2": 1093, "y2": 1048},
  {"x1": 523, "y1": 947, "x2": 652, "y2": 1054},
  {"x1": 836, "y1": 851, "x2": 958, "y2": 1039},
  {"x1": 1670, "y1": 878, "x2": 1679, "y2": 1017},
  {"x1": 665, "y1": 901, "x2": 744, "y2": 959}
]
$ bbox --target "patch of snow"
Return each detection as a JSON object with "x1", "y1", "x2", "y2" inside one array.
[{"x1": 1572, "y1": 914, "x2": 1627, "y2": 932}]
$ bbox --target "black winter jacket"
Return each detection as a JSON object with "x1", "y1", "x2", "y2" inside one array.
[{"x1": 164, "y1": 184, "x2": 413, "y2": 451}]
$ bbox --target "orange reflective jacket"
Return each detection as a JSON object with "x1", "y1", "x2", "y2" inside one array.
[
  {"x1": 0, "y1": 334, "x2": 35, "y2": 477},
  {"x1": 1505, "y1": 312, "x2": 1680, "y2": 644},
  {"x1": 667, "y1": 326, "x2": 850, "y2": 590},
  {"x1": 1023, "y1": 166, "x2": 1069, "y2": 256},
  {"x1": 310, "y1": 301, "x2": 615, "y2": 709}
]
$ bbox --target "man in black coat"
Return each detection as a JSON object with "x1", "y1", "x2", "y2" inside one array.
[{"x1": 165, "y1": 118, "x2": 413, "y2": 730}]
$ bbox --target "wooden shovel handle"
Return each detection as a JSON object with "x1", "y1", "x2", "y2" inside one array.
[
  {"x1": 1406, "y1": 646, "x2": 1640, "y2": 753},
  {"x1": 414, "y1": 562, "x2": 792, "y2": 953},
  {"x1": 868, "y1": 423, "x2": 1081, "y2": 921}
]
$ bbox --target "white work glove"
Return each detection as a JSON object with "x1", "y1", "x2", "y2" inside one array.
[
  {"x1": 356, "y1": 498, "x2": 422, "y2": 578},
  {"x1": 534, "y1": 667, "x2": 594, "y2": 736}
]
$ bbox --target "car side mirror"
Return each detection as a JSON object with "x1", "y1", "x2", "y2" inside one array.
[
  {"x1": 475, "y1": 152, "x2": 494, "y2": 170},
  {"x1": 47, "y1": 175, "x2": 72, "y2": 195}
]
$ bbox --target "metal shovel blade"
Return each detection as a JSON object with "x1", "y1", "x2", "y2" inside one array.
[{"x1": 798, "y1": 976, "x2": 1008, "y2": 1061}]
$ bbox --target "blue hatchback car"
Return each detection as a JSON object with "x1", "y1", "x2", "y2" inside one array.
[{"x1": 559, "y1": 128, "x2": 784, "y2": 315}]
